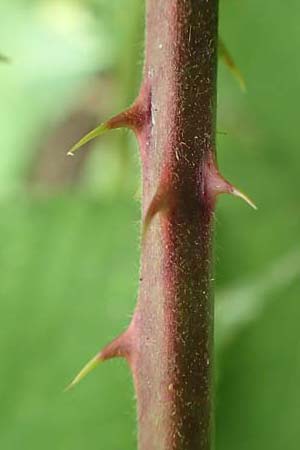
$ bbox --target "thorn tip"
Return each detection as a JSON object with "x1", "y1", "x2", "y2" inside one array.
[
  {"x1": 219, "y1": 38, "x2": 246, "y2": 92},
  {"x1": 64, "y1": 353, "x2": 102, "y2": 392},
  {"x1": 67, "y1": 122, "x2": 109, "y2": 156},
  {"x1": 231, "y1": 187, "x2": 257, "y2": 210}
]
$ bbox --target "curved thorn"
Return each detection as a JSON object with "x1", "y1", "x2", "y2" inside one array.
[
  {"x1": 64, "y1": 331, "x2": 131, "y2": 392},
  {"x1": 142, "y1": 188, "x2": 170, "y2": 241},
  {"x1": 142, "y1": 197, "x2": 160, "y2": 239},
  {"x1": 231, "y1": 187, "x2": 257, "y2": 210},
  {"x1": 67, "y1": 101, "x2": 147, "y2": 156},
  {"x1": 204, "y1": 154, "x2": 256, "y2": 210},
  {"x1": 67, "y1": 122, "x2": 109, "y2": 156},
  {"x1": 219, "y1": 38, "x2": 246, "y2": 92},
  {"x1": 64, "y1": 353, "x2": 102, "y2": 392}
]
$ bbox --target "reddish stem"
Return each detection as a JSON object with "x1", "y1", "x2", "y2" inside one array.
[
  {"x1": 68, "y1": 3, "x2": 251, "y2": 447},
  {"x1": 130, "y1": 2, "x2": 219, "y2": 449}
]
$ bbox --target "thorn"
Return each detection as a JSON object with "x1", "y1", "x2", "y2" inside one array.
[
  {"x1": 219, "y1": 38, "x2": 246, "y2": 92},
  {"x1": 104, "y1": 331, "x2": 130, "y2": 360},
  {"x1": 67, "y1": 122, "x2": 109, "y2": 156},
  {"x1": 142, "y1": 184, "x2": 171, "y2": 240},
  {"x1": 64, "y1": 331, "x2": 131, "y2": 392},
  {"x1": 67, "y1": 99, "x2": 147, "y2": 157},
  {"x1": 64, "y1": 353, "x2": 102, "y2": 392},
  {"x1": 108, "y1": 102, "x2": 146, "y2": 132},
  {"x1": 231, "y1": 186, "x2": 257, "y2": 210},
  {"x1": 205, "y1": 154, "x2": 256, "y2": 210}
]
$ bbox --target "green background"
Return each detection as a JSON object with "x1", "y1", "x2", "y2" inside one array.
[{"x1": 0, "y1": 1, "x2": 299, "y2": 449}]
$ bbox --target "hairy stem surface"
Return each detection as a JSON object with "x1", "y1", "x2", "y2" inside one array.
[
  {"x1": 132, "y1": 2, "x2": 219, "y2": 449},
  {"x1": 68, "y1": 2, "x2": 220, "y2": 449}
]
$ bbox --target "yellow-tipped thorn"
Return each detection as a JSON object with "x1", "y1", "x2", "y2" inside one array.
[
  {"x1": 67, "y1": 122, "x2": 109, "y2": 157},
  {"x1": 219, "y1": 38, "x2": 246, "y2": 92},
  {"x1": 232, "y1": 187, "x2": 257, "y2": 210},
  {"x1": 230, "y1": 65, "x2": 246, "y2": 93},
  {"x1": 64, "y1": 353, "x2": 102, "y2": 392}
]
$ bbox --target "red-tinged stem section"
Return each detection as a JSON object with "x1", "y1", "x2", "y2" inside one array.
[
  {"x1": 67, "y1": 2, "x2": 256, "y2": 446},
  {"x1": 130, "y1": 2, "x2": 219, "y2": 449}
]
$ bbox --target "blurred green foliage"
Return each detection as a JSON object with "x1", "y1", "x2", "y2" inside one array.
[{"x1": 0, "y1": 0, "x2": 299, "y2": 449}]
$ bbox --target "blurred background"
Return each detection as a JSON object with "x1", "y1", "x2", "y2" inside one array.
[{"x1": 0, "y1": 0, "x2": 299, "y2": 449}]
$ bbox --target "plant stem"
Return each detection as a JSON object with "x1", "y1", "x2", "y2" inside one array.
[
  {"x1": 133, "y1": 2, "x2": 219, "y2": 449},
  {"x1": 68, "y1": 1, "x2": 220, "y2": 448}
]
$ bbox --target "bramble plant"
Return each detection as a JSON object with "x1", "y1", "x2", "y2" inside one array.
[{"x1": 67, "y1": 1, "x2": 255, "y2": 449}]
